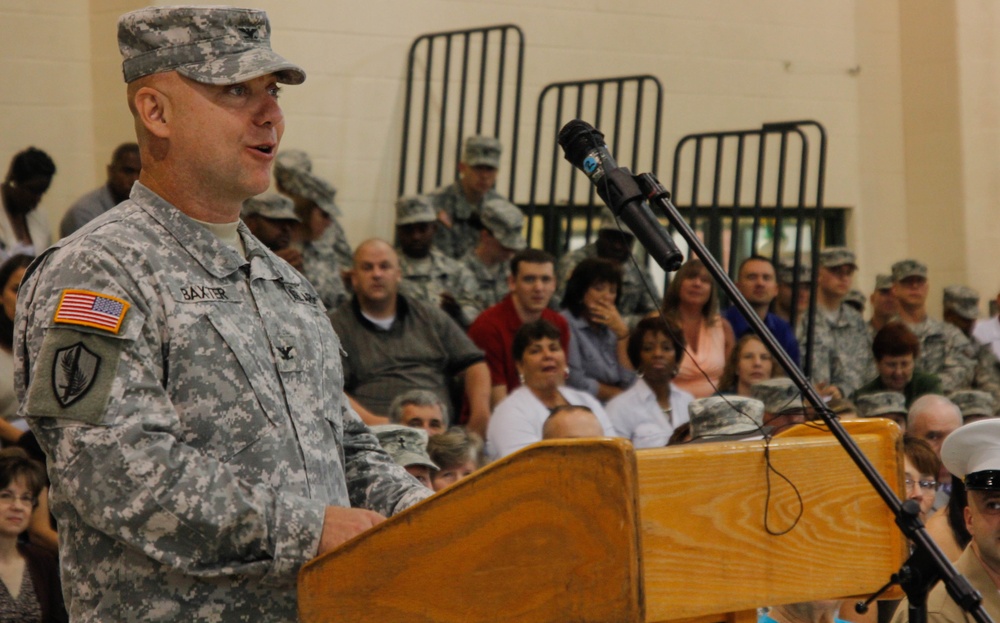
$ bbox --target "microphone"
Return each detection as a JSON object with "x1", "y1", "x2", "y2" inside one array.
[{"x1": 557, "y1": 119, "x2": 684, "y2": 272}]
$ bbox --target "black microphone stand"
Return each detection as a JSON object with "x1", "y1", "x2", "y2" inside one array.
[{"x1": 609, "y1": 169, "x2": 990, "y2": 623}]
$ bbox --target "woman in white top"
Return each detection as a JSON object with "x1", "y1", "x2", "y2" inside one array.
[
  {"x1": 486, "y1": 319, "x2": 616, "y2": 459},
  {"x1": 0, "y1": 148, "x2": 55, "y2": 260},
  {"x1": 606, "y1": 316, "x2": 694, "y2": 448}
]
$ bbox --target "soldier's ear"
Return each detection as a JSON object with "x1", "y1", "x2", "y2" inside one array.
[{"x1": 133, "y1": 86, "x2": 172, "y2": 139}]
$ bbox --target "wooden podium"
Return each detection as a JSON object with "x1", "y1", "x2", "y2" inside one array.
[{"x1": 299, "y1": 419, "x2": 906, "y2": 622}]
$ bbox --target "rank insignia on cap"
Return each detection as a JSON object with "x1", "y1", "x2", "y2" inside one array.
[{"x1": 53, "y1": 289, "x2": 130, "y2": 334}]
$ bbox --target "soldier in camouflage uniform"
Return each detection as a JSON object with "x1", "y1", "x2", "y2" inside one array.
[
  {"x1": 395, "y1": 195, "x2": 480, "y2": 328},
  {"x1": 556, "y1": 210, "x2": 658, "y2": 327},
  {"x1": 797, "y1": 248, "x2": 874, "y2": 400},
  {"x1": 868, "y1": 273, "x2": 899, "y2": 337},
  {"x1": 462, "y1": 196, "x2": 527, "y2": 323},
  {"x1": 14, "y1": 8, "x2": 430, "y2": 622},
  {"x1": 892, "y1": 259, "x2": 976, "y2": 392},
  {"x1": 942, "y1": 285, "x2": 1000, "y2": 412},
  {"x1": 950, "y1": 390, "x2": 996, "y2": 424},
  {"x1": 426, "y1": 135, "x2": 505, "y2": 259}
]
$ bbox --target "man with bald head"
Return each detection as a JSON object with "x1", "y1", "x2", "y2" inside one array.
[
  {"x1": 908, "y1": 394, "x2": 964, "y2": 511},
  {"x1": 542, "y1": 405, "x2": 606, "y2": 440},
  {"x1": 329, "y1": 239, "x2": 491, "y2": 436},
  {"x1": 14, "y1": 7, "x2": 429, "y2": 621}
]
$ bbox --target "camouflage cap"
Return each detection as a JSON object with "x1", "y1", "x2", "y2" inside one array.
[
  {"x1": 891, "y1": 259, "x2": 927, "y2": 282},
  {"x1": 598, "y1": 209, "x2": 635, "y2": 237},
  {"x1": 480, "y1": 197, "x2": 526, "y2": 251},
  {"x1": 371, "y1": 425, "x2": 438, "y2": 470},
  {"x1": 118, "y1": 6, "x2": 305, "y2": 85},
  {"x1": 778, "y1": 261, "x2": 811, "y2": 285},
  {"x1": 274, "y1": 149, "x2": 312, "y2": 180},
  {"x1": 819, "y1": 247, "x2": 857, "y2": 269},
  {"x1": 241, "y1": 193, "x2": 299, "y2": 221},
  {"x1": 874, "y1": 274, "x2": 893, "y2": 291},
  {"x1": 751, "y1": 377, "x2": 805, "y2": 415},
  {"x1": 855, "y1": 392, "x2": 907, "y2": 418},
  {"x1": 950, "y1": 390, "x2": 995, "y2": 420},
  {"x1": 941, "y1": 419, "x2": 1000, "y2": 488},
  {"x1": 943, "y1": 285, "x2": 980, "y2": 320},
  {"x1": 278, "y1": 166, "x2": 341, "y2": 218},
  {"x1": 688, "y1": 396, "x2": 765, "y2": 440},
  {"x1": 462, "y1": 136, "x2": 502, "y2": 168},
  {"x1": 844, "y1": 289, "x2": 866, "y2": 312},
  {"x1": 396, "y1": 195, "x2": 437, "y2": 226}
]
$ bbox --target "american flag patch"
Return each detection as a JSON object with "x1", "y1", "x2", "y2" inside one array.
[{"x1": 53, "y1": 289, "x2": 130, "y2": 334}]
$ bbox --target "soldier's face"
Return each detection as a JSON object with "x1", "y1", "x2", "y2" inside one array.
[
  {"x1": 893, "y1": 277, "x2": 928, "y2": 308},
  {"x1": 966, "y1": 490, "x2": 1000, "y2": 574},
  {"x1": 818, "y1": 265, "x2": 855, "y2": 299},
  {"x1": 871, "y1": 288, "x2": 899, "y2": 317},
  {"x1": 459, "y1": 163, "x2": 498, "y2": 198},
  {"x1": 167, "y1": 73, "x2": 284, "y2": 204},
  {"x1": 396, "y1": 222, "x2": 436, "y2": 259}
]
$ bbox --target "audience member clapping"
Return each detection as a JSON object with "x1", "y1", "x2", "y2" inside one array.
[
  {"x1": 560, "y1": 257, "x2": 636, "y2": 401},
  {"x1": 605, "y1": 317, "x2": 694, "y2": 448},
  {"x1": 486, "y1": 320, "x2": 616, "y2": 459},
  {"x1": 426, "y1": 427, "x2": 484, "y2": 492}
]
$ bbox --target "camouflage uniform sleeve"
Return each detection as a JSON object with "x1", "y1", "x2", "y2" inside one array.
[
  {"x1": 973, "y1": 343, "x2": 1000, "y2": 410},
  {"x1": 17, "y1": 250, "x2": 326, "y2": 587},
  {"x1": 341, "y1": 405, "x2": 432, "y2": 514},
  {"x1": 450, "y1": 262, "x2": 483, "y2": 329},
  {"x1": 939, "y1": 324, "x2": 976, "y2": 392}
]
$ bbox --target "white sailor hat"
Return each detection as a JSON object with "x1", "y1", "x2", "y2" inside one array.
[{"x1": 940, "y1": 418, "x2": 1000, "y2": 490}]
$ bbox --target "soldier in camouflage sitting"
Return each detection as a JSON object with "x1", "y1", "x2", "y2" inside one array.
[
  {"x1": 942, "y1": 285, "x2": 1000, "y2": 412},
  {"x1": 463, "y1": 196, "x2": 527, "y2": 323}
]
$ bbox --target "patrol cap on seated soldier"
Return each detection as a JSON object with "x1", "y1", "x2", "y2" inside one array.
[
  {"x1": 855, "y1": 391, "x2": 908, "y2": 431},
  {"x1": 819, "y1": 247, "x2": 857, "y2": 271},
  {"x1": 951, "y1": 390, "x2": 996, "y2": 424},
  {"x1": 943, "y1": 285, "x2": 981, "y2": 336},
  {"x1": 241, "y1": 193, "x2": 299, "y2": 222},
  {"x1": 462, "y1": 135, "x2": 502, "y2": 169},
  {"x1": 479, "y1": 197, "x2": 527, "y2": 252},
  {"x1": 372, "y1": 424, "x2": 438, "y2": 489},
  {"x1": 751, "y1": 377, "x2": 812, "y2": 432},
  {"x1": 687, "y1": 395, "x2": 767, "y2": 442},
  {"x1": 891, "y1": 259, "x2": 928, "y2": 283},
  {"x1": 844, "y1": 289, "x2": 866, "y2": 314},
  {"x1": 875, "y1": 274, "x2": 893, "y2": 291}
]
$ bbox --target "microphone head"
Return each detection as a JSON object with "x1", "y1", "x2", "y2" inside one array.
[{"x1": 558, "y1": 119, "x2": 606, "y2": 168}]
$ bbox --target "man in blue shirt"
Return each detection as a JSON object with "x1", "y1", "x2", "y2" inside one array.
[{"x1": 723, "y1": 255, "x2": 801, "y2": 367}]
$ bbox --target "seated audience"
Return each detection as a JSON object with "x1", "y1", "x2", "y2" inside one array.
[
  {"x1": 719, "y1": 334, "x2": 779, "y2": 397},
  {"x1": 486, "y1": 320, "x2": 616, "y2": 459},
  {"x1": 660, "y1": 259, "x2": 734, "y2": 398},
  {"x1": 59, "y1": 142, "x2": 140, "y2": 237},
  {"x1": 395, "y1": 196, "x2": 479, "y2": 327},
  {"x1": 462, "y1": 197, "x2": 526, "y2": 323},
  {"x1": 942, "y1": 285, "x2": 1000, "y2": 409},
  {"x1": 855, "y1": 322, "x2": 943, "y2": 407},
  {"x1": 426, "y1": 427, "x2": 484, "y2": 492},
  {"x1": 606, "y1": 317, "x2": 694, "y2": 448},
  {"x1": 241, "y1": 193, "x2": 304, "y2": 269},
  {"x1": 371, "y1": 425, "x2": 437, "y2": 489},
  {"x1": 0, "y1": 448, "x2": 66, "y2": 622},
  {"x1": 908, "y1": 394, "x2": 963, "y2": 512},
  {"x1": 329, "y1": 239, "x2": 491, "y2": 434},
  {"x1": 723, "y1": 255, "x2": 800, "y2": 366},
  {"x1": 541, "y1": 405, "x2": 606, "y2": 440},
  {"x1": 560, "y1": 258, "x2": 636, "y2": 401},
  {"x1": 854, "y1": 391, "x2": 908, "y2": 431},
  {"x1": 0, "y1": 254, "x2": 33, "y2": 445},
  {"x1": 468, "y1": 248, "x2": 570, "y2": 407},
  {"x1": 0, "y1": 147, "x2": 56, "y2": 260},
  {"x1": 387, "y1": 389, "x2": 449, "y2": 436},
  {"x1": 751, "y1": 378, "x2": 811, "y2": 433},
  {"x1": 688, "y1": 395, "x2": 767, "y2": 442},
  {"x1": 902, "y1": 436, "x2": 941, "y2": 524}
]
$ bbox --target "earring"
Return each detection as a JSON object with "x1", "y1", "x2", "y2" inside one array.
[
  {"x1": 518, "y1": 372, "x2": 525, "y2": 384},
  {"x1": 564, "y1": 367, "x2": 570, "y2": 380},
  {"x1": 636, "y1": 369, "x2": 644, "y2": 379}
]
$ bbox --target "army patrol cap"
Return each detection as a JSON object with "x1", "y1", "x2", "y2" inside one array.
[
  {"x1": 274, "y1": 149, "x2": 312, "y2": 181},
  {"x1": 951, "y1": 390, "x2": 995, "y2": 421},
  {"x1": 598, "y1": 209, "x2": 635, "y2": 237},
  {"x1": 875, "y1": 274, "x2": 893, "y2": 291},
  {"x1": 844, "y1": 289, "x2": 866, "y2": 312},
  {"x1": 892, "y1": 259, "x2": 928, "y2": 282},
  {"x1": 396, "y1": 196, "x2": 437, "y2": 226},
  {"x1": 855, "y1": 392, "x2": 906, "y2": 418},
  {"x1": 819, "y1": 247, "x2": 857, "y2": 269},
  {"x1": 778, "y1": 261, "x2": 811, "y2": 285},
  {"x1": 751, "y1": 377, "x2": 805, "y2": 415},
  {"x1": 241, "y1": 193, "x2": 299, "y2": 221},
  {"x1": 118, "y1": 6, "x2": 306, "y2": 85},
  {"x1": 688, "y1": 396, "x2": 765, "y2": 440},
  {"x1": 480, "y1": 198, "x2": 527, "y2": 252},
  {"x1": 278, "y1": 166, "x2": 341, "y2": 218},
  {"x1": 943, "y1": 285, "x2": 980, "y2": 320},
  {"x1": 940, "y1": 418, "x2": 1000, "y2": 490},
  {"x1": 372, "y1": 425, "x2": 438, "y2": 470},
  {"x1": 462, "y1": 136, "x2": 502, "y2": 168}
]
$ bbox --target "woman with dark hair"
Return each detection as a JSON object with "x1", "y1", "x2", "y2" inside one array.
[
  {"x1": 0, "y1": 448, "x2": 66, "y2": 622},
  {"x1": 0, "y1": 148, "x2": 56, "y2": 259},
  {"x1": 0, "y1": 254, "x2": 33, "y2": 445},
  {"x1": 718, "y1": 334, "x2": 779, "y2": 397},
  {"x1": 486, "y1": 320, "x2": 616, "y2": 459},
  {"x1": 605, "y1": 317, "x2": 694, "y2": 448},
  {"x1": 660, "y1": 258, "x2": 734, "y2": 397},
  {"x1": 560, "y1": 257, "x2": 636, "y2": 401},
  {"x1": 854, "y1": 322, "x2": 942, "y2": 406}
]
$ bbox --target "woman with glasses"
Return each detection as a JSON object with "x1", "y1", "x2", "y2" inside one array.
[
  {"x1": 0, "y1": 447, "x2": 65, "y2": 622},
  {"x1": 902, "y1": 436, "x2": 941, "y2": 524}
]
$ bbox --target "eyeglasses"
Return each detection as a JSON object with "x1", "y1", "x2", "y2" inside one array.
[
  {"x1": 0, "y1": 490, "x2": 37, "y2": 508},
  {"x1": 904, "y1": 478, "x2": 938, "y2": 494}
]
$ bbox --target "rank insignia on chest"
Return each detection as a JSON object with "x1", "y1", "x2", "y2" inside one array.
[{"x1": 53, "y1": 289, "x2": 130, "y2": 334}]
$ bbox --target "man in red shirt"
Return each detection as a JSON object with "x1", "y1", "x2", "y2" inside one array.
[{"x1": 468, "y1": 248, "x2": 570, "y2": 408}]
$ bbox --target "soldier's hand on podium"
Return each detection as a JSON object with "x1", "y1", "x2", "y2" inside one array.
[{"x1": 317, "y1": 506, "x2": 386, "y2": 555}]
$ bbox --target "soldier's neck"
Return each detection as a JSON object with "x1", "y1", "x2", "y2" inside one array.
[{"x1": 899, "y1": 306, "x2": 927, "y2": 324}]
